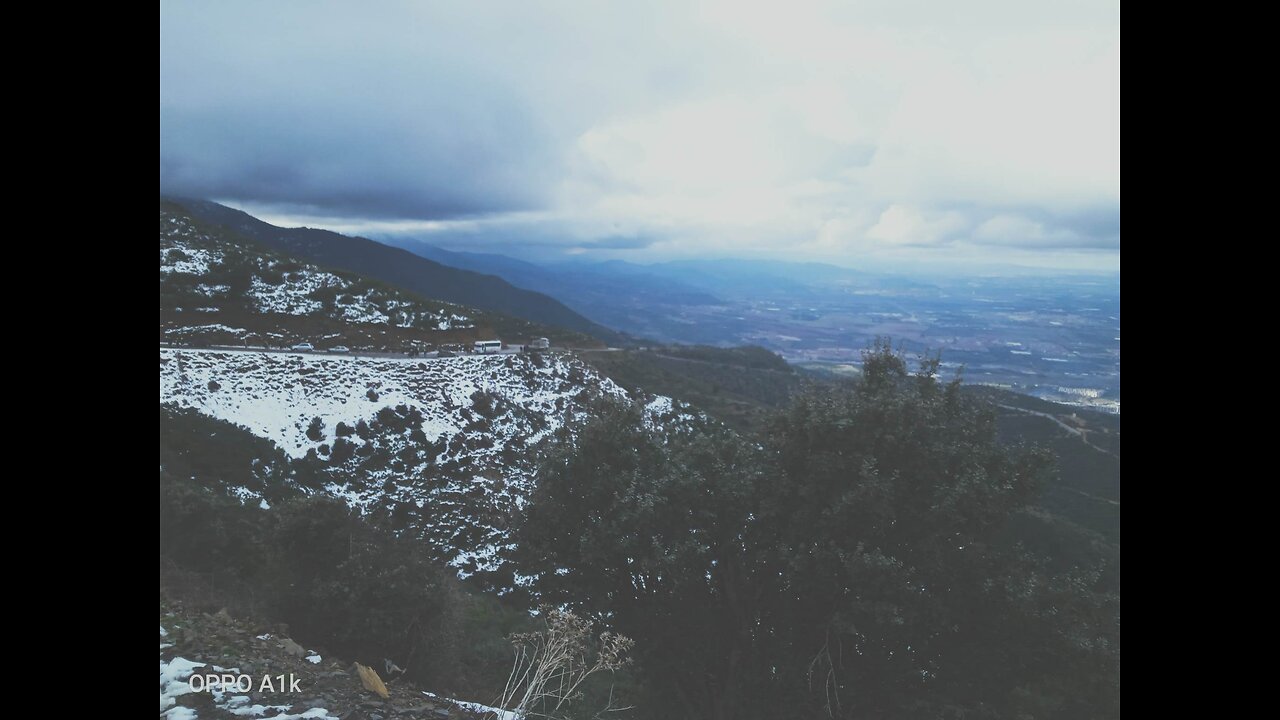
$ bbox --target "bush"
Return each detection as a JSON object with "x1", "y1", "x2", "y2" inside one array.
[
  {"x1": 471, "y1": 390, "x2": 500, "y2": 419},
  {"x1": 306, "y1": 417, "x2": 325, "y2": 442},
  {"x1": 515, "y1": 341, "x2": 1118, "y2": 720},
  {"x1": 494, "y1": 606, "x2": 634, "y2": 719}
]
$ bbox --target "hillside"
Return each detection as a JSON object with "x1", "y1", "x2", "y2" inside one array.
[
  {"x1": 161, "y1": 202, "x2": 598, "y2": 350},
  {"x1": 166, "y1": 197, "x2": 624, "y2": 343},
  {"x1": 971, "y1": 386, "x2": 1121, "y2": 547},
  {"x1": 582, "y1": 348, "x2": 1120, "y2": 558},
  {"x1": 581, "y1": 346, "x2": 805, "y2": 432},
  {"x1": 161, "y1": 348, "x2": 688, "y2": 580},
  {"x1": 391, "y1": 242, "x2": 722, "y2": 331},
  {"x1": 160, "y1": 599, "x2": 507, "y2": 719}
]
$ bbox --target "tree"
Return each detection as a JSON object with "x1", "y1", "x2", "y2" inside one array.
[
  {"x1": 515, "y1": 341, "x2": 1119, "y2": 719},
  {"x1": 515, "y1": 401, "x2": 770, "y2": 720},
  {"x1": 758, "y1": 340, "x2": 1073, "y2": 718}
]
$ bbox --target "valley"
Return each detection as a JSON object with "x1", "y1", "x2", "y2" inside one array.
[
  {"x1": 161, "y1": 5, "x2": 1120, "y2": 714},
  {"x1": 388, "y1": 243, "x2": 1121, "y2": 414}
]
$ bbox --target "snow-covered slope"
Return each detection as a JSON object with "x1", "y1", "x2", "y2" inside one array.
[
  {"x1": 160, "y1": 206, "x2": 475, "y2": 347},
  {"x1": 161, "y1": 348, "x2": 690, "y2": 576},
  {"x1": 160, "y1": 349, "x2": 607, "y2": 457}
]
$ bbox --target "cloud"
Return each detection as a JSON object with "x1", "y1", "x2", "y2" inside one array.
[
  {"x1": 866, "y1": 205, "x2": 969, "y2": 247},
  {"x1": 160, "y1": 0, "x2": 1119, "y2": 271},
  {"x1": 971, "y1": 209, "x2": 1120, "y2": 250},
  {"x1": 572, "y1": 236, "x2": 656, "y2": 250}
]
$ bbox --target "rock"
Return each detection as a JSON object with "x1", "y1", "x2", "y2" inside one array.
[
  {"x1": 279, "y1": 638, "x2": 307, "y2": 657},
  {"x1": 214, "y1": 608, "x2": 234, "y2": 624},
  {"x1": 370, "y1": 714, "x2": 384, "y2": 720},
  {"x1": 355, "y1": 662, "x2": 391, "y2": 699}
]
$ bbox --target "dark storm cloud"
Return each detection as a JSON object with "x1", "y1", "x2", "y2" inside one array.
[
  {"x1": 362, "y1": 222, "x2": 657, "y2": 256},
  {"x1": 160, "y1": 102, "x2": 556, "y2": 220},
  {"x1": 966, "y1": 205, "x2": 1121, "y2": 250},
  {"x1": 1058, "y1": 206, "x2": 1121, "y2": 247},
  {"x1": 160, "y1": 3, "x2": 565, "y2": 220}
]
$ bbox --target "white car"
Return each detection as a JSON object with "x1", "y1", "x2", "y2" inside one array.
[
  {"x1": 329, "y1": 345, "x2": 351, "y2": 354},
  {"x1": 291, "y1": 342, "x2": 315, "y2": 352}
]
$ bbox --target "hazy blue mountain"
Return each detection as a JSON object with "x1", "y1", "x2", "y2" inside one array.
[{"x1": 385, "y1": 241, "x2": 723, "y2": 328}]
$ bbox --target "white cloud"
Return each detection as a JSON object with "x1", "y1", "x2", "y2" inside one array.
[
  {"x1": 867, "y1": 205, "x2": 969, "y2": 247},
  {"x1": 162, "y1": 0, "x2": 1120, "y2": 271}
]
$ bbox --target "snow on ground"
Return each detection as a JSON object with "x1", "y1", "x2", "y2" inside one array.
[
  {"x1": 161, "y1": 210, "x2": 473, "y2": 331},
  {"x1": 166, "y1": 324, "x2": 249, "y2": 337},
  {"x1": 423, "y1": 691, "x2": 520, "y2": 720},
  {"x1": 160, "y1": 656, "x2": 205, "y2": 712},
  {"x1": 160, "y1": 624, "x2": 334, "y2": 719},
  {"x1": 159, "y1": 348, "x2": 622, "y2": 458},
  {"x1": 160, "y1": 347, "x2": 659, "y2": 574},
  {"x1": 159, "y1": 246, "x2": 220, "y2": 275}
]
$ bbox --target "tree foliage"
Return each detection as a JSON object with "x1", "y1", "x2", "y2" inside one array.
[{"x1": 515, "y1": 340, "x2": 1119, "y2": 719}]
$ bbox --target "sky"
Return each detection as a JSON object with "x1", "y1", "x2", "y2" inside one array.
[{"x1": 160, "y1": 1, "x2": 1119, "y2": 273}]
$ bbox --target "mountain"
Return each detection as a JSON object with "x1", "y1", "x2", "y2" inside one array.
[
  {"x1": 161, "y1": 347, "x2": 689, "y2": 581},
  {"x1": 579, "y1": 346, "x2": 1119, "y2": 580},
  {"x1": 160, "y1": 199, "x2": 692, "y2": 582},
  {"x1": 161, "y1": 202, "x2": 485, "y2": 349},
  {"x1": 381, "y1": 240, "x2": 948, "y2": 345},
  {"x1": 160, "y1": 201, "x2": 609, "y2": 349},
  {"x1": 388, "y1": 241, "x2": 723, "y2": 327},
  {"x1": 165, "y1": 197, "x2": 623, "y2": 342}
]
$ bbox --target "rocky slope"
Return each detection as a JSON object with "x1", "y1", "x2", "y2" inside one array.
[
  {"x1": 160, "y1": 348, "x2": 688, "y2": 577},
  {"x1": 167, "y1": 197, "x2": 623, "y2": 343},
  {"x1": 161, "y1": 600, "x2": 508, "y2": 719},
  {"x1": 161, "y1": 204, "x2": 487, "y2": 350}
]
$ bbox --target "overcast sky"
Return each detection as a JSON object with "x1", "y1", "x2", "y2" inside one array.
[{"x1": 160, "y1": 1, "x2": 1119, "y2": 272}]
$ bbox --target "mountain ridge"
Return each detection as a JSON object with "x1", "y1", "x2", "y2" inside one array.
[
  {"x1": 160, "y1": 201, "x2": 604, "y2": 351},
  {"x1": 164, "y1": 197, "x2": 625, "y2": 343}
]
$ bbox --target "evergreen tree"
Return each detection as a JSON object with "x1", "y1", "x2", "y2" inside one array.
[{"x1": 515, "y1": 341, "x2": 1119, "y2": 719}]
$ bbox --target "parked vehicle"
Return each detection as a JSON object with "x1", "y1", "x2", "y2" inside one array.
[
  {"x1": 529, "y1": 337, "x2": 551, "y2": 350},
  {"x1": 473, "y1": 340, "x2": 503, "y2": 354},
  {"x1": 291, "y1": 342, "x2": 315, "y2": 352},
  {"x1": 329, "y1": 345, "x2": 350, "y2": 353}
]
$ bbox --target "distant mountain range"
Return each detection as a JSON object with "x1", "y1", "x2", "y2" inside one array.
[
  {"x1": 398, "y1": 244, "x2": 723, "y2": 323},
  {"x1": 382, "y1": 238, "x2": 942, "y2": 342},
  {"x1": 165, "y1": 197, "x2": 624, "y2": 342}
]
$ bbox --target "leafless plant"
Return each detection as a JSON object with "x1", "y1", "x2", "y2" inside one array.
[
  {"x1": 807, "y1": 630, "x2": 843, "y2": 719},
  {"x1": 492, "y1": 605, "x2": 634, "y2": 719}
]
